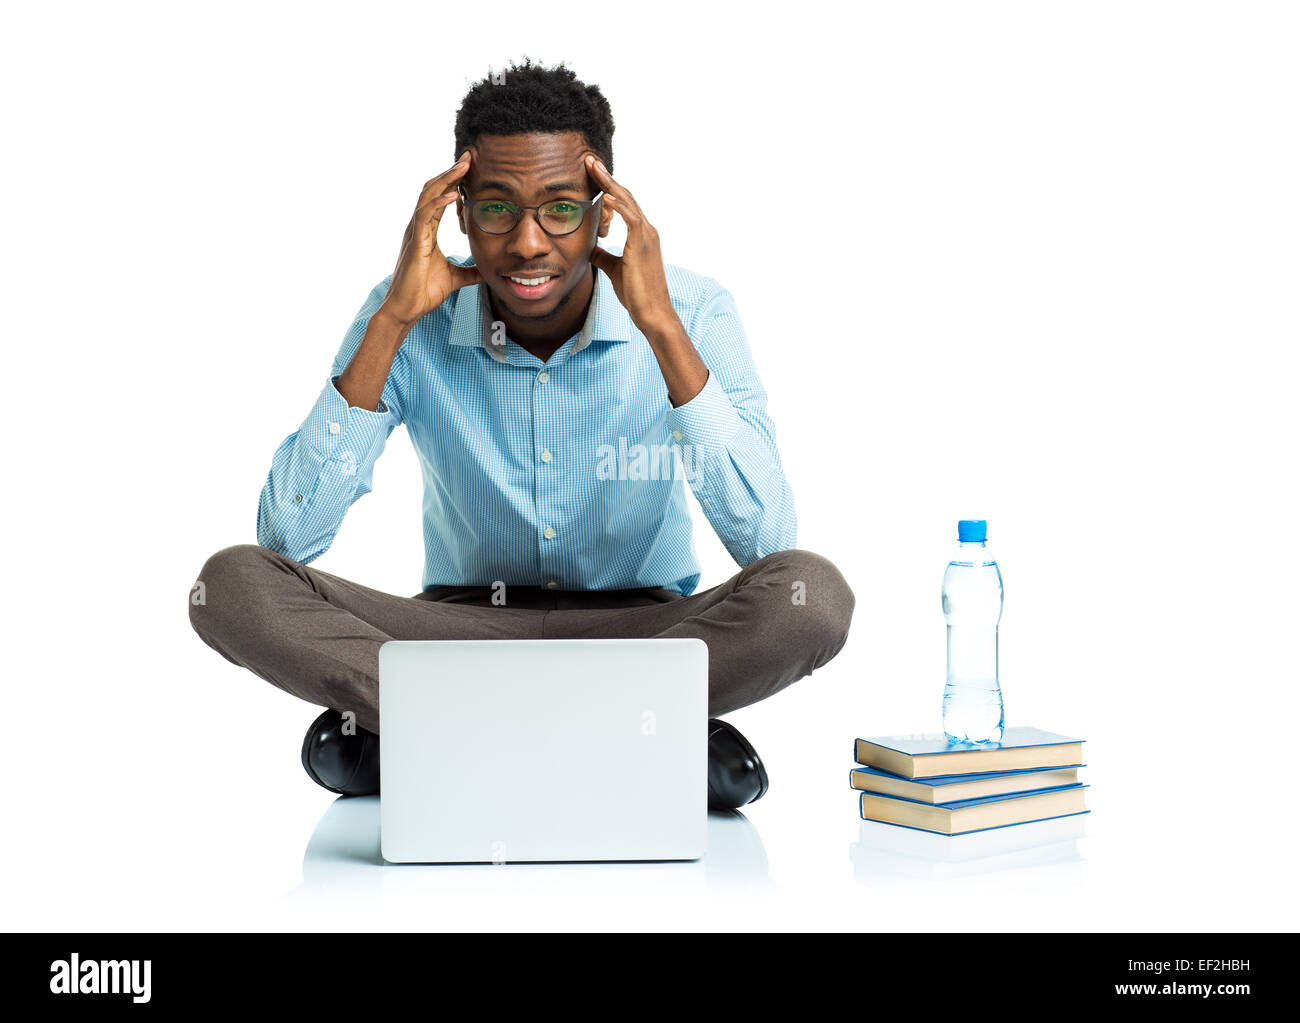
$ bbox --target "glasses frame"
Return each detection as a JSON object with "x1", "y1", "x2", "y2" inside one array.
[{"x1": 458, "y1": 185, "x2": 605, "y2": 237}]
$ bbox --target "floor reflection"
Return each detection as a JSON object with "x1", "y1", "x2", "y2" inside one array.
[
  {"x1": 283, "y1": 796, "x2": 771, "y2": 901},
  {"x1": 850, "y1": 813, "x2": 1088, "y2": 884}
]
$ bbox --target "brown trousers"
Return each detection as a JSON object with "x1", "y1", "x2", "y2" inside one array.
[{"x1": 189, "y1": 544, "x2": 855, "y2": 733}]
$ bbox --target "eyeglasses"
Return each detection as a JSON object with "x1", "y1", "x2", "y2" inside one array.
[{"x1": 459, "y1": 186, "x2": 604, "y2": 237}]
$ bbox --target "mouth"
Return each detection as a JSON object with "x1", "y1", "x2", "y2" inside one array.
[{"x1": 502, "y1": 272, "x2": 561, "y2": 300}]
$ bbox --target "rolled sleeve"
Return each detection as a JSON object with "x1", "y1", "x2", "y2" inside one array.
[
  {"x1": 665, "y1": 371, "x2": 743, "y2": 449},
  {"x1": 256, "y1": 276, "x2": 405, "y2": 562},
  {"x1": 291, "y1": 374, "x2": 396, "y2": 496},
  {"x1": 665, "y1": 284, "x2": 798, "y2": 565}
]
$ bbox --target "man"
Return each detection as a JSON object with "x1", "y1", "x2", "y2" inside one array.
[{"x1": 189, "y1": 59, "x2": 854, "y2": 810}]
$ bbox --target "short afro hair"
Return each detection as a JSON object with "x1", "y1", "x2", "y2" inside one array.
[{"x1": 454, "y1": 58, "x2": 615, "y2": 172}]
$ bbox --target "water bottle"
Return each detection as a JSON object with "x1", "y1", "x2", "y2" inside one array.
[{"x1": 942, "y1": 519, "x2": 1005, "y2": 744}]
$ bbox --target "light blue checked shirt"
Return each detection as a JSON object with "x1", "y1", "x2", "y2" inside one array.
[{"x1": 256, "y1": 251, "x2": 796, "y2": 595}]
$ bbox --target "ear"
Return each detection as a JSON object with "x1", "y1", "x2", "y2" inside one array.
[
  {"x1": 597, "y1": 199, "x2": 613, "y2": 238},
  {"x1": 456, "y1": 197, "x2": 467, "y2": 235}
]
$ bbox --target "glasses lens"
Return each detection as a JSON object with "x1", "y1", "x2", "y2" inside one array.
[
  {"x1": 537, "y1": 200, "x2": 586, "y2": 235},
  {"x1": 472, "y1": 200, "x2": 520, "y2": 234}
]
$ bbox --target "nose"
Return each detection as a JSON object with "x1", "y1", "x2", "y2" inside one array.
[{"x1": 506, "y1": 209, "x2": 554, "y2": 261}]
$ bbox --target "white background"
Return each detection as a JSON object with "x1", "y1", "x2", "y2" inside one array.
[{"x1": 2, "y1": 0, "x2": 1296, "y2": 931}]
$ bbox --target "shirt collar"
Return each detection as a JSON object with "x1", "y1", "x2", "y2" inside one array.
[{"x1": 447, "y1": 264, "x2": 633, "y2": 364}]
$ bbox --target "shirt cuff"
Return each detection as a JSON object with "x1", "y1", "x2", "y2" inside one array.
[
  {"x1": 664, "y1": 371, "x2": 743, "y2": 450},
  {"x1": 294, "y1": 375, "x2": 393, "y2": 483}
]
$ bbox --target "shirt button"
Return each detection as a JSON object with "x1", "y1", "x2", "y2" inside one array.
[
  {"x1": 672, "y1": 429, "x2": 684, "y2": 442},
  {"x1": 540, "y1": 449, "x2": 552, "y2": 463},
  {"x1": 546, "y1": 580, "x2": 559, "y2": 589},
  {"x1": 294, "y1": 494, "x2": 303, "y2": 503},
  {"x1": 537, "y1": 371, "x2": 550, "y2": 383},
  {"x1": 328, "y1": 421, "x2": 340, "y2": 435},
  {"x1": 543, "y1": 527, "x2": 556, "y2": 540}
]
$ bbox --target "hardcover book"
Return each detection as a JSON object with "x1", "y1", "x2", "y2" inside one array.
[
  {"x1": 853, "y1": 726, "x2": 1084, "y2": 779},
  {"x1": 858, "y1": 784, "x2": 1090, "y2": 836},
  {"x1": 850, "y1": 764, "x2": 1082, "y2": 804}
]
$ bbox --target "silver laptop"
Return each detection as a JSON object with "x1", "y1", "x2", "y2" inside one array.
[{"x1": 378, "y1": 638, "x2": 708, "y2": 863}]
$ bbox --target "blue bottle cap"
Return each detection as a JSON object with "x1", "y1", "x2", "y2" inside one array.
[{"x1": 958, "y1": 519, "x2": 987, "y2": 542}]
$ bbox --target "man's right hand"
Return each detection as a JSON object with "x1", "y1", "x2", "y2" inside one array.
[
  {"x1": 338, "y1": 153, "x2": 480, "y2": 411},
  {"x1": 378, "y1": 150, "x2": 483, "y2": 327}
]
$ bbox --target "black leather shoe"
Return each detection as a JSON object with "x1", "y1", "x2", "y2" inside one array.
[
  {"x1": 707, "y1": 718, "x2": 768, "y2": 811},
  {"x1": 301, "y1": 709, "x2": 380, "y2": 796}
]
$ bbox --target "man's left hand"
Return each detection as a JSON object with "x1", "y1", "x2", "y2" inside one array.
[{"x1": 585, "y1": 155, "x2": 677, "y2": 334}]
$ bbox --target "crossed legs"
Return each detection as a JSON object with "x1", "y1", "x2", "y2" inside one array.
[{"x1": 188, "y1": 544, "x2": 855, "y2": 733}]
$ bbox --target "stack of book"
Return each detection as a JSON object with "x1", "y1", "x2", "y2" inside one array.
[{"x1": 851, "y1": 726, "x2": 1089, "y2": 836}]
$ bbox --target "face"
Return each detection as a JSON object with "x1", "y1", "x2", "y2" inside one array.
[{"x1": 457, "y1": 131, "x2": 613, "y2": 324}]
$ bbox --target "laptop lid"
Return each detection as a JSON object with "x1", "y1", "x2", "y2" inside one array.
[{"x1": 379, "y1": 638, "x2": 708, "y2": 863}]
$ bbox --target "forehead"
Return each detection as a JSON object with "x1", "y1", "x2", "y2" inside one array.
[{"x1": 467, "y1": 131, "x2": 595, "y2": 195}]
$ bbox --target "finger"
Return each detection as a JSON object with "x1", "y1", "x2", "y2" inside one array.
[
  {"x1": 415, "y1": 189, "x2": 459, "y2": 228},
  {"x1": 407, "y1": 190, "x2": 459, "y2": 254},
  {"x1": 600, "y1": 192, "x2": 645, "y2": 231},
  {"x1": 447, "y1": 260, "x2": 484, "y2": 292},
  {"x1": 418, "y1": 151, "x2": 472, "y2": 199},
  {"x1": 585, "y1": 155, "x2": 642, "y2": 214},
  {"x1": 420, "y1": 156, "x2": 470, "y2": 198},
  {"x1": 588, "y1": 245, "x2": 621, "y2": 277}
]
